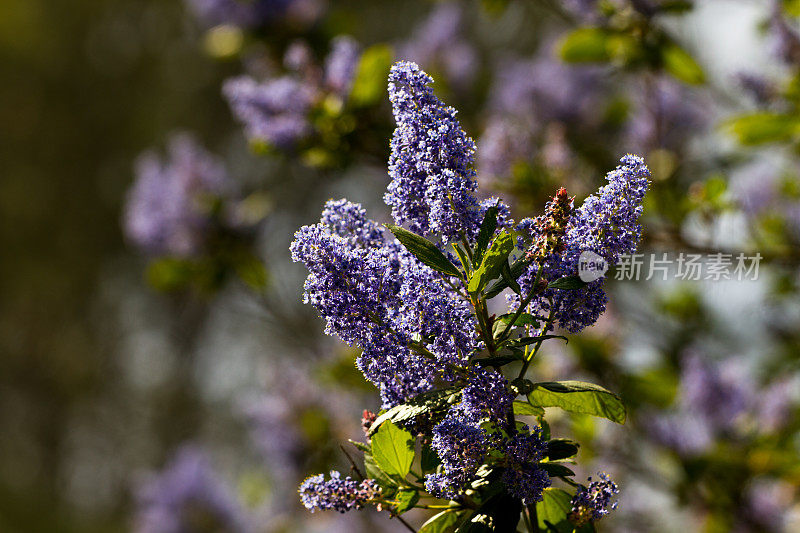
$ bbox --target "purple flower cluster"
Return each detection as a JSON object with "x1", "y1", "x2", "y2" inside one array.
[
  {"x1": 134, "y1": 446, "x2": 252, "y2": 533},
  {"x1": 124, "y1": 133, "x2": 230, "y2": 256},
  {"x1": 299, "y1": 471, "x2": 381, "y2": 513},
  {"x1": 514, "y1": 154, "x2": 650, "y2": 332},
  {"x1": 224, "y1": 76, "x2": 316, "y2": 149},
  {"x1": 224, "y1": 36, "x2": 361, "y2": 149},
  {"x1": 386, "y1": 61, "x2": 480, "y2": 242},
  {"x1": 425, "y1": 419, "x2": 488, "y2": 499},
  {"x1": 569, "y1": 472, "x2": 619, "y2": 525},
  {"x1": 502, "y1": 430, "x2": 550, "y2": 505},
  {"x1": 290, "y1": 199, "x2": 475, "y2": 407}
]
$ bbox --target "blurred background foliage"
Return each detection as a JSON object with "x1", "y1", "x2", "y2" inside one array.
[{"x1": 1, "y1": 0, "x2": 799, "y2": 532}]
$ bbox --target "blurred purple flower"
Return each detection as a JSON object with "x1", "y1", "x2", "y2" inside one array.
[
  {"x1": 223, "y1": 75, "x2": 316, "y2": 149},
  {"x1": 124, "y1": 133, "x2": 230, "y2": 256},
  {"x1": 134, "y1": 446, "x2": 253, "y2": 533},
  {"x1": 625, "y1": 77, "x2": 709, "y2": 152},
  {"x1": 490, "y1": 54, "x2": 605, "y2": 125},
  {"x1": 185, "y1": 0, "x2": 292, "y2": 28},
  {"x1": 324, "y1": 36, "x2": 361, "y2": 98},
  {"x1": 398, "y1": 2, "x2": 478, "y2": 89},
  {"x1": 185, "y1": 0, "x2": 322, "y2": 29}
]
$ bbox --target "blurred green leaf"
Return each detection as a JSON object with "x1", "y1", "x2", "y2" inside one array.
[
  {"x1": 146, "y1": 257, "x2": 197, "y2": 292},
  {"x1": 725, "y1": 113, "x2": 800, "y2": 145},
  {"x1": 350, "y1": 44, "x2": 393, "y2": 107},
  {"x1": 234, "y1": 252, "x2": 268, "y2": 291},
  {"x1": 560, "y1": 27, "x2": 614, "y2": 63},
  {"x1": 661, "y1": 42, "x2": 705, "y2": 84},
  {"x1": 528, "y1": 381, "x2": 626, "y2": 424}
]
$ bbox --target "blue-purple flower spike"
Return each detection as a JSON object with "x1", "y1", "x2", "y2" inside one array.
[
  {"x1": 386, "y1": 61, "x2": 480, "y2": 241},
  {"x1": 299, "y1": 471, "x2": 381, "y2": 513}
]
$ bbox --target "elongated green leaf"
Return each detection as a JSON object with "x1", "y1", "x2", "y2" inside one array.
[
  {"x1": 528, "y1": 381, "x2": 626, "y2": 424},
  {"x1": 419, "y1": 510, "x2": 464, "y2": 533},
  {"x1": 560, "y1": 27, "x2": 613, "y2": 62},
  {"x1": 725, "y1": 113, "x2": 800, "y2": 146},
  {"x1": 474, "y1": 207, "x2": 498, "y2": 265},
  {"x1": 395, "y1": 489, "x2": 420, "y2": 514},
  {"x1": 661, "y1": 42, "x2": 705, "y2": 85},
  {"x1": 547, "y1": 275, "x2": 587, "y2": 290},
  {"x1": 541, "y1": 463, "x2": 576, "y2": 478},
  {"x1": 347, "y1": 439, "x2": 370, "y2": 453},
  {"x1": 545, "y1": 438, "x2": 580, "y2": 461},
  {"x1": 485, "y1": 256, "x2": 531, "y2": 298},
  {"x1": 468, "y1": 231, "x2": 514, "y2": 293},
  {"x1": 386, "y1": 224, "x2": 462, "y2": 278},
  {"x1": 507, "y1": 335, "x2": 568, "y2": 348},
  {"x1": 492, "y1": 313, "x2": 540, "y2": 338},
  {"x1": 513, "y1": 400, "x2": 544, "y2": 417},
  {"x1": 369, "y1": 387, "x2": 462, "y2": 435},
  {"x1": 371, "y1": 421, "x2": 415, "y2": 479}
]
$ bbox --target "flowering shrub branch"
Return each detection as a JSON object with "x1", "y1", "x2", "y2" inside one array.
[{"x1": 291, "y1": 61, "x2": 647, "y2": 532}]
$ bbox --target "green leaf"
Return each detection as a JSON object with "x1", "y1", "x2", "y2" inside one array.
[
  {"x1": 545, "y1": 439, "x2": 580, "y2": 461},
  {"x1": 364, "y1": 452, "x2": 398, "y2": 496},
  {"x1": 386, "y1": 224, "x2": 462, "y2": 278},
  {"x1": 492, "y1": 313, "x2": 540, "y2": 338},
  {"x1": 501, "y1": 260, "x2": 521, "y2": 294},
  {"x1": 528, "y1": 381, "x2": 627, "y2": 424},
  {"x1": 536, "y1": 488, "x2": 573, "y2": 532},
  {"x1": 507, "y1": 335, "x2": 568, "y2": 348},
  {"x1": 234, "y1": 252, "x2": 268, "y2": 290},
  {"x1": 370, "y1": 421, "x2": 415, "y2": 479},
  {"x1": 475, "y1": 354, "x2": 523, "y2": 368},
  {"x1": 347, "y1": 439, "x2": 370, "y2": 453},
  {"x1": 395, "y1": 489, "x2": 420, "y2": 514},
  {"x1": 657, "y1": 0, "x2": 693, "y2": 13},
  {"x1": 547, "y1": 275, "x2": 587, "y2": 290},
  {"x1": 559, "y1": 27, "x2": 613, "y2": 62},
  {"x1": 541, "y1": 463, "x2": 576, "y2": 478},
  {"x1": 349, "y1": 44, "x2": 394, "y2": 107},
  {"x1": 419, "y1": 510, "x2": 464, "y2": 533},
  {"x1": 146, "y1": 257, "x2": 197, "y2": 292},
  {"x1": 369, "y1": 387, "x2": 462, "y2": 435},
  {"x1": 661, "y1": 42, "x2": 705, "y2": 85},
  {"x1": 421, "y1": 445, "x2": 441, "y2": 473},
  {"x1": 725, "y1": 113, "x2": 800, "y2": 146},
  {"x1": 474, "y1": 207, "x2": 498, "y2": 265},
  {"x1": 468, "y1": 231, "x2": 514, "y2": 293},
  {"x1": 485, "y1": 256, "x2": 530, "y2": 299},
  {"x1": 513, "y1": 400, "x2": 544, "y2": 417}
]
